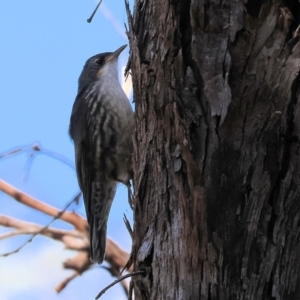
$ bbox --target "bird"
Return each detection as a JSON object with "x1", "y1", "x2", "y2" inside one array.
[{"x1": 69, "y1": 45, "x2": 134, "y2": 264}]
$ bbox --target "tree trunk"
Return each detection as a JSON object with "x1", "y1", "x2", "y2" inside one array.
[{"x1": 127, "y1": 0, "x2": 300, "y2": 299}]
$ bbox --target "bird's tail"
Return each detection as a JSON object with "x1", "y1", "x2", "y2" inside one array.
[
  {"x1": 90, "y1": 219, "x2": 107, "y2": 264},
  {"x1": 88, "y1": 180, "x2": 117, "y2": 264}
]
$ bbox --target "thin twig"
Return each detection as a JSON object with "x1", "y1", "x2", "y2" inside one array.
[
  {"x1": 87, "y1": 0, "x2": 102, "y2": 23},
  {"x1": 101, "y1": 266, "x2": 129, "y2": 297},
  {"x1": 22, "y1": 151, "x2": 36, "y2": 181},
  {"x1": 0, "y1": 193, "x2": 80, "y2": 257},
  {"x1": 0, "y1": 142, "x2": 74, "y2": 170},
  {"x1": 95, "y1": 270, "x2": 145, "y2": 299}
]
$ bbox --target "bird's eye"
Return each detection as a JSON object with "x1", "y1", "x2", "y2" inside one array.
[{"x1": 95, "y1": 59, "x2": 103, "y2": 65}]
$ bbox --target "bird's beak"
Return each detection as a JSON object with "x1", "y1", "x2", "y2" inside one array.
[{"x1": 106, "y1": 44, "x2": 127, "y2": 63}]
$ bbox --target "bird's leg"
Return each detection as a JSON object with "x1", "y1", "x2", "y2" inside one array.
[{"x1": 116, "y1": 178, "x2": 134, "y2": 209}]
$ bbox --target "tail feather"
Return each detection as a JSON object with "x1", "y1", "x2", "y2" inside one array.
[
  {"x1": 87, "y1": 180, "x2": 117, "y2": 264},
  {"x1": 90, "y1": 218, "x2": 107, "y2": 264}
]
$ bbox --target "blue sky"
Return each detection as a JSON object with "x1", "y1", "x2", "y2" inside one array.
[{"x1": 0, "y1": 1, "x2": 133, "y2": 299}]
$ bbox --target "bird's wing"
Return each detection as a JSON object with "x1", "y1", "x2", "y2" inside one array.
[
  {"x1": 70, "y1": 87, "x2": 117, "y2": 222},
  {"x1": 71, "y1": 91, "x2": 118, "y2": 263},
  {"x1": 70, "y1": 87, "x2": 95, "y2": 220},
  {"x1": 74, "y1": 139, "x2": 92, "y2": 220}
]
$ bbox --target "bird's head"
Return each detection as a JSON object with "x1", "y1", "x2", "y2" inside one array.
[{"x1": 78, "y1": 44, "x2": 127, "y2": 89}]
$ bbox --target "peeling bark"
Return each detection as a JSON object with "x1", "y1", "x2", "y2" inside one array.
[{"x1": 127, "y1": 1, "x2": 300, "y2": 299}]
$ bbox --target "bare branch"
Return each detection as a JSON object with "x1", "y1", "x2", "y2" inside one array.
[
  {"x1": 0, "y1": 179, "x2": 131, "y2": 294},
  {"x1": 63, "y1": 251, "x2": 91, "y2": 272},
  {"x1": 0, "y1": 215, "x2": 86, "y2": 249},
  {"x1": 0, "y1": 194, "x2": 82, "y2": 257},
  {"x1": 105, "y1": 238, "x2": 131, "y2": 271},
  {"x1": 0, "y1": 179, "x2": 86, "y2": 232},
  {"x1": 55, "y1": 271, "x2": 80, "y2": 293}
]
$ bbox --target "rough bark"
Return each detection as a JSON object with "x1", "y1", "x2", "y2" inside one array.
[{"x1": 127, "y1": 0, "x2": 300, "y2": 299}]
